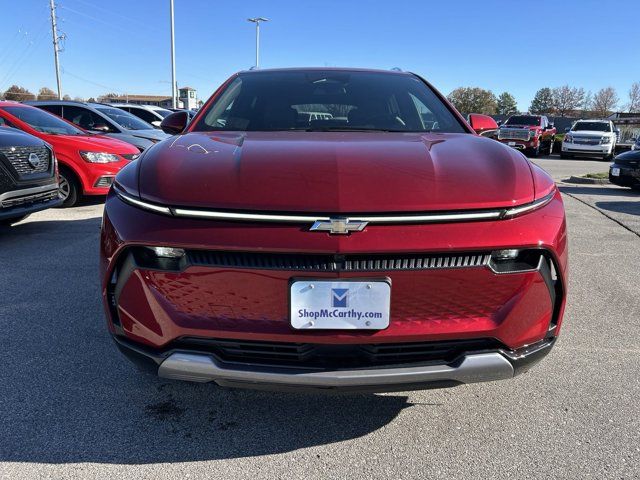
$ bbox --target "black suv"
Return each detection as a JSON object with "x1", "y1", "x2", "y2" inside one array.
[{"x1": 0, "y1": 127, "x2": 60, "y2": 226}]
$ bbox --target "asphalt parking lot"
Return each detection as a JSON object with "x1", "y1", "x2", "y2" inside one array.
[{"x1": 1, "y1": 154, "x2": 639, "y2": 479}]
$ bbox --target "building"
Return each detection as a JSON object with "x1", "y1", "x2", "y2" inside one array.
[
  {"x1": 178, "y1": 86, "x2": 197, "y2": 110},
  {"x1": 100, "y1": 86, "x2": 197, "y2": 109}
]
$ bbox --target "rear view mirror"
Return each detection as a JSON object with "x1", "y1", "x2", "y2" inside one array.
[
  {"x1": 160, "y1": 111, "x2": 189, "y2": 135},
  {"x1": 468, "y1": 114, "x2": 498, "y2": 134}
]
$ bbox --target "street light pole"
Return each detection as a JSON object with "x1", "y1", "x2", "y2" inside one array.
[
  {"x1": 49, "y1": 0, "x2": 62, "y2": 99},
  {"x1": 169, "y1": 0, "x2": 177, "y2": 108},
  {"x1": 247, "y1": 17, "x2": 269, "y2": 69}
]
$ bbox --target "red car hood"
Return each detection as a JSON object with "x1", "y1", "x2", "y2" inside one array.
[
  {"x1": 138, "y1": 131, "x2": 535, "y2": 213},
  {"x1": 45, "y1": 134, "x2": 138, "y2": 153}
]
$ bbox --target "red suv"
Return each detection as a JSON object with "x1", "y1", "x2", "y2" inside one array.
[
  {"x1": 0, "y1": 102, "x2": 140, "y2": 207},
  {"x1": 101, "y1": 68, "x2": 567, "y2": 392}
]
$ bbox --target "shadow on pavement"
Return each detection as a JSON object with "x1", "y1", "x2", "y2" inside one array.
[
  {"x1": 595, "y1": 201, "x2": 640, "y2": 216},
  {"x1": 559, "y1": 185, "x2": 640, "y2": 198},
  {"x1": 0, "y1": 218, "x2": 411, "y2": 465}
]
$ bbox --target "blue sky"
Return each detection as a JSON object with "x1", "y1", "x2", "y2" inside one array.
[{"x1": 1, "y1": 0, "x2": 638, "y2": 110}]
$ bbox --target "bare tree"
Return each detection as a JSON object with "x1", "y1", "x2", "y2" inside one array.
[
  {"x1": 592, "y1": 87, "x2": 619, "y2": 117},
  {"x1": 552, "y1": 85, "x2": 585, "y2": 116},
  {"x1": 3, "y1": 85, "x2": 36, "y2": 101},
  {"x1": 580, "y1": 91, "x2": 593, "y2": 115},
  {"x1": 627, "y1": 82, "x2": 640, "y2": 113},
  {"x1": 37, "y1": 87, "x2": 57, "y2": 100}
]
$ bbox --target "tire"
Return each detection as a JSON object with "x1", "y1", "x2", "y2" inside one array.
[
  {"x1": 0, "y1": 214, "x2": 29, "y2": 227},
  {"x1": 58, "y1": 168, "x2": 80, "y2": 208}
]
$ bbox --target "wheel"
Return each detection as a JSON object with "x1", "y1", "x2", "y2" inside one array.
[
  {"x1": 0, "y1": 214, "x2": 29, "y2": 227},
  {"x1": 58, "y1": 168, "x2": 80, "y2": 207}
]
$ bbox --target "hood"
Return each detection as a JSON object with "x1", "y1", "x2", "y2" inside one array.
[
  {"x1": 46, "y1": 134, "x2": 139, "y2": 154},
  {"x1": 130, "y1": 129, "x2": 169, "y2": 142},
  {"x1": 0, "y1": 127, "x2": 46, "y2": 148},
  {"x1": 138, "y1": 132, "x2": 535, "y2": 213}
]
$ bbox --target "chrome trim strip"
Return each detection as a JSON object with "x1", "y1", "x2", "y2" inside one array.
[
  {"x1": 157, "y1": 352, "x2": 514, "y2": 386},
  {"x1": 0, "y1": 183, "x2": 59, "y2": 202},
  {"x1": 116, "y1": 188, "x2": 555, "y2": 225}
]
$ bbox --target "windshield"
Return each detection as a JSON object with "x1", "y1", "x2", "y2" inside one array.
[
  {"x1": 0, "y1": 106, "x2": 85, "y2": 135},
  {"x1": 572, "y1": 121, "x2": 611, "y2": 132},
  {"x1": 193, "y1": 71, "x2": 467, "y2": 133},
  {"x1": 154, "y1": 109, "x2": 172, "y2": 118},
  {"x1": 95, "y1": 106, "x2": 154, "y2": 130},
  {"x1": 505, "y1": 115, "x2": 540, "y2": 126}
]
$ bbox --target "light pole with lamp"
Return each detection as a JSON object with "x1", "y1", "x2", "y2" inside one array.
[{"x1": 247, "y1": 17, "x2": 269, "y2": 69}]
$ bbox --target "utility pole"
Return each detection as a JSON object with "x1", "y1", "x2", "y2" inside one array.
[
  {"x1": 169, "y1": 0, "x2": 177, "y2": 108},
  {"x1": 247, "y1": 18, "x2": 269, "y2": 68},
  {"x1": 49, "y1": 0, "x2": 62, "y2": 99}
]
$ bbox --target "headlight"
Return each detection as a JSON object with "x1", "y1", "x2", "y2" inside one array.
[
  {"x1": 80, "y1": 151, "x2": 121, "y2": 163},
  {"x1": 601, "y1": 136, "x2": 611, "y2": 144},
  {"x1": 564, "y1": 134, "x2": 573, "y2": 143}
]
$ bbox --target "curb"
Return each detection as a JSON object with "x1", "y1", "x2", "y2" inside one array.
[{"x1": 563, "y1": 176, "x2": 610, "y2": 185}]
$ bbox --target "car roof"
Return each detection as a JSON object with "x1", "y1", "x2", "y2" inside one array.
[{"x1": 237, "y1": 67, "x2": 412, "y2": 76}]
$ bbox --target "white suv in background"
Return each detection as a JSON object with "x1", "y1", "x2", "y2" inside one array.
[
  {"x1": 109, "y1": 104, "x2": 172, "y2": 128},
  {"x1": 561, "y1": 119, "x2": 617, "y2": 160}
]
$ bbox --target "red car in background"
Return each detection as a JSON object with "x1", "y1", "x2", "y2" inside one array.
[
  {"x1": 0, "y1": 102, "x2": 140, "y2": 207},
  {"x1": 496, "y1": 114, "x2": 556, "y2": 156},
  {"x1": 101, "y1": 68, "x2": 567, "y2": 392}
]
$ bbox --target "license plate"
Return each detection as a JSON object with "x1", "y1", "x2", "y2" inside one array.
[
  {"x1": 290, "y1": 280, "x2": 390, "y2": 330},
  {"x1": 611, "y1": 167, "x2": 620, "y2": 176},
  {"x1": 508, "y1": 141, "x2": 516, "y2": 146}
]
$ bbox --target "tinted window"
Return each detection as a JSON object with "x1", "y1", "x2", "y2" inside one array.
[
  {"x1": 63, "y1": 105, "x2": 117, "y2": 132},
  {"x1": 572, "y1": 122, "x2": 611, "y2": 132},
  {"x1": 194, "y1": 71, "x2": 467, "y2": 133},
  {"x1": 129, "y1": 107, "x2": 159, "y2": 124},
  {"x1": 39, "y1": 104, "x2": 63, "y2": 116},
  {"x1": 0, "y1": 106, "x2": 84, "y2": 135},
  {"x1": 94, "y1": 106, "x2": 154, "y2": 130},
  {"x1": 154, "y1": 109, "x2": 172, "y2": 118},
  {"x1": 505, "y1": 116, "x2": 541, "y2": 126}
]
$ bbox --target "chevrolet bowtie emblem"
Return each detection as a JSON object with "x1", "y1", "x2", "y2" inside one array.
[{"x1": 310, "y1": 217, "x2": 368, "y2": 235}]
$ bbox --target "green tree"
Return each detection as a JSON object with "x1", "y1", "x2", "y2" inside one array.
[
  {"x1": 447, "y1": 87, "x2": 497, "y2": 115},
  {"x1": 496, "y1": 92, "x2": 518, "y2": 115},
  {"x1": 529, "y1": 88, "x2": 554, "y2": 114},
  {"x1": 3, "y1": 85, "x2": 36, "y2": 101}
]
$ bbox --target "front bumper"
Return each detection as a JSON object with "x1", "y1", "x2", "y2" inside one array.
[
  {"x1": 0, "y1": 183, "x2": 61, "y2": 220},
  {"x1": 113, "y1": 334, "x2": 555, "y2": 392},
  {"x1": 101, "y1": 189, "x2": 568, "y2": 391},
  {"x1": 562, "y1": 142, "x2": 612, "y2": 155},
  {"x1": 497, "y1": 138, "x2": 536, "y2": 151},
  {"x1": 609, "y1": 164, "x2": 639, "y2": 187}
]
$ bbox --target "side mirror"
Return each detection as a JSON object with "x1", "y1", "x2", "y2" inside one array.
[
  {"x1": 160, "y1": 111, "x2": 188, "y2": 135},
  {"x1": 468, "y1": 113, "x2": 498, "y2": 134},
  {"x1": 564, "y1": 127, "x2": 570, "y2": 132},
  {"x1": 92, "y1": 123, "x2": 110, "y2": 133},
  {"x1": 151, "y1": 120, "x2": 162, "y2": 128}
]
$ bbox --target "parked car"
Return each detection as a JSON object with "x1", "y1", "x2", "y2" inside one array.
[
  {"x1": 0, "y1": 102, "x2": 140, "y2": 207},
  {"x1": 609, "y1": 150, "x2": 640, "y2": 190},
  {"x1": 467, "y1": 113, "x2": 499, "y2": 137},
  {"x1": 108, "y1": 104, "x2": 172, "y2": 128},
  {"x1": 0, "y1": 125, "x2": 61, "y2": 226},
  {"x1": 561, "y1": 119, "x2": 618, "y2": 160},
  {"x1": 496, "y1": 114, "x2": 556, "y2": 156},
  {"x1": 26, "y1": 101, "x2": 168, "y2": 152},
  {"x1": 102, "y1": 68, "x2": 567, "y2": 393}
]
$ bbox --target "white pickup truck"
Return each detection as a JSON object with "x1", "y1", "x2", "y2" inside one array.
[{"x1": 561, "y1": 119, "x2": 618, "y2": 160}]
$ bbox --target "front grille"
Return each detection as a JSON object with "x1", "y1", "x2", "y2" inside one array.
[
  {"x1": 1, "y1": 189, "x2": 59, "y2": 208},
  {"x1": 0, "y1": 146, "x2": 51, "y2": 177},
  {"x1": 498, "y1": 128, "x2": 530, "y2": 141},
  {"x1": 187, "y1": 250, "x2": 491, "y2": 272},
  {"x1": 170, "y1": 337, "x2": 504, "y2": 369},
  {"x1": 572, "y1": 136, "x2": 601, "y2": 145}
]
